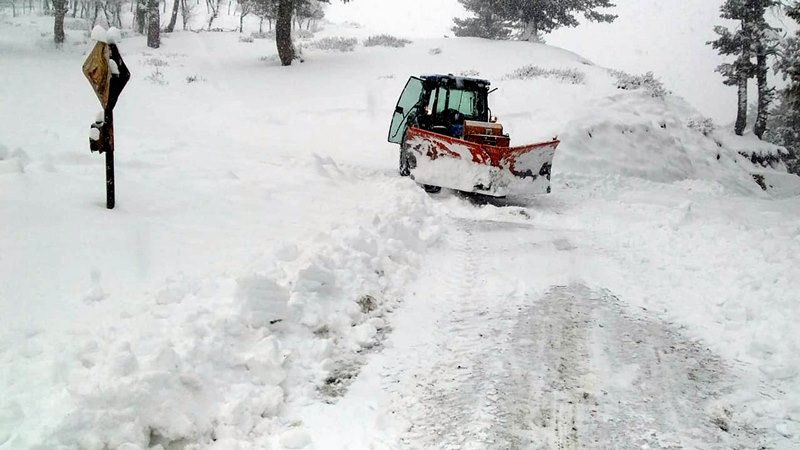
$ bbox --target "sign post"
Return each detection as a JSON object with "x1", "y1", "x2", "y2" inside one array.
[{"x1": 82, "y1": 35, "x2": 130, "y2": 209}]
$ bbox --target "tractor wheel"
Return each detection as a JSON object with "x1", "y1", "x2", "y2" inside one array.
[{"x1": 399, "y1": 146, "x2": 415, "y2": 177}]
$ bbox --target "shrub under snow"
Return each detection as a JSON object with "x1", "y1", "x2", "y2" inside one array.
[
  {"x1": 610, "y1": 70, "x2": 669, "y2": 98},
  {"x1": 309, "y1": 36, "x2": 357, "y2": 52},
  {"x1": 504, "y1": 65, "x2": 586, "y2": 84},
  {"x1": 363, "y1": 34, "x2": 412, "y2": 48}
]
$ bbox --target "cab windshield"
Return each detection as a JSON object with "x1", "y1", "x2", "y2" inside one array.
[{"x1": 428, "y1": 87, "x2": 486, "y2": 121}]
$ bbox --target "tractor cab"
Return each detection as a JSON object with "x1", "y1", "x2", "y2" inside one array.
[
  {"x1": 386, "y1": 74, "x2": 559, "y2": 197},
  {"x1": 388, "y1": 75, "x2": 491, "y2": 144}
]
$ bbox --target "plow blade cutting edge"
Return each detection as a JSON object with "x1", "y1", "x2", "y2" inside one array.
[{"x1": 404, "y1": 126, "x2": 559, "y2": 197}]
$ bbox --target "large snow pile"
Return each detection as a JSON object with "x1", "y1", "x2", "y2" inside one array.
[{"x1": 2, "y1": 180, "x2": 441, "y2": 448}]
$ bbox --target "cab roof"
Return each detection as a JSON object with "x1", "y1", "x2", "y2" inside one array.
[{"x1": 419, "y1": 74, "x2": 491, "y2": 90}]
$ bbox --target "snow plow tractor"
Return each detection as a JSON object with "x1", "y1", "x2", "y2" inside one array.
[{"x1": 388, "y1": 75, "x2": 559, "y2": 197}]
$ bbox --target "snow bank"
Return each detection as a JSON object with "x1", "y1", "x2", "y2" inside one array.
[
  {"x1": 265, "y1": 189, "x2": 444, "y2": 386},
  {"x1": 555, "y1": 89, "x2": 789, "y2": 196},
  {"x1": 4, "y1": 181, "x2": 441, "y2": 449}
]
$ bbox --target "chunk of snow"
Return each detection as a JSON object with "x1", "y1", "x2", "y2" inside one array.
[
  {"x1": 109, "y1": 59, "x2": 119, "y2": 75},
  {"x1": 106, "y1": 27, "x2": 121, "y2": 44},
  {"x1": 89, "y1": 127, "x2": 100, "y2": 141},
  {"x1": 279, "y1": 428, "x2": 311, "y2": 449},
  {"x1": 91, "y1": 25, "x2": 107, "y2": 43}
]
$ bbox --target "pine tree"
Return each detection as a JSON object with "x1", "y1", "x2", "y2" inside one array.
[
  {"x1": 452, "y1": 0, "x2": 511, "y2": 39},
  {"x1": 511, "y1": 0, "x2": 617, "y2": 41},
  {"x1": 768, "y1": 2, "x2": 800, "y2": 173},
  {"x1": 273, "y1": 0, "x2": 347, "y2": 66},
  {"x1": 750, "y1": 0, "x2": 779, "y2": 139},
  {"x1": 709, "y1": 0, "x2": 778, "y2": 137},
  {"x1": 453, "y1": 0, "x2": 616, "y2": 41},
  {"x1": 710, "y1": 1, "x2": 756, "y2": 136}
]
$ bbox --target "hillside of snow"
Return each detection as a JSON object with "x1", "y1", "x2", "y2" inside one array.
[
  {"x1": 1, "y1": 9, "x2": 800, "y2": 450},
  {"x1": 326, "y1": 0, "x2": 797, "y2": 123}
]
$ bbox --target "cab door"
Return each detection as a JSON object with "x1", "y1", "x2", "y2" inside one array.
[{"x1": 388, "y1": 77, "x2": 424, "y2": 144}]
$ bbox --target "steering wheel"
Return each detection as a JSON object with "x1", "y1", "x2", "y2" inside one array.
[{"x1": 441, "y1": 108, "x2": 464, "y2": 125}]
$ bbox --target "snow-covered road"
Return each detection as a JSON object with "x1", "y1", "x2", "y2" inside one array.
[{"x1": 298, "y1": 194, "x2": 792, "y2": 449}]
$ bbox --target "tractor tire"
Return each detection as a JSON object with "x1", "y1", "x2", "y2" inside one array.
[{"x1": 399, "y1": 146, "x2": 415, "y2": 177}]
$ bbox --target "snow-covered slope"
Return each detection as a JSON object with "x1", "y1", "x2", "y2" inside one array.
[{"x1": 1, "y1": 12, "x2": 799, "y2": 449}]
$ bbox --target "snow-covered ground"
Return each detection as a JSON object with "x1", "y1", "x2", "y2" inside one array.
[{"x1": 2, "y1": 7, "x2": 800, "y2": 450}]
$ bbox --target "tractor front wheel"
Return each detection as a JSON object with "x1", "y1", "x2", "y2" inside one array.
[{"x1": 399, "y1": 146, "x2": 415, "y2": 177}]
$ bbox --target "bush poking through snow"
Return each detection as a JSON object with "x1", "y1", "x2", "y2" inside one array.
[
  {"x1": 611, "y1": 70, "x2": 669, "y2": 98},
  {"x1": 250, "y1": 31, "x2": 272, "y2": 40},
  {"x1": 687, "y1": 117, "x2": 716, "y2": 136},
  {"x1": 504, "y1": 65, "x2": 586, "y2": 84},
  {"x1": 428, "y1": 47, "x2": 442, "y2": 55},
  {"x1": 363, "y1": 34, "x2": 412, "y2": 48},
  {"x1": 309, "y1": 36, "x2": 357, "y2": 52},
  {"x1": 146, "y1": 68, "x2": 167, "y2": 85},
  {"x1": 185, "y1": 74, "x2": 205, "y2": 84},
  {"x1": 143, "y1": 57, "x2": 169, "y2": 67},
  {"x1": 238, "y1": 35, "x2": 254, "y2": 43}
]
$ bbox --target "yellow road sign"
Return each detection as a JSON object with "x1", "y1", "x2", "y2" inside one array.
[{"x1": 82, "y1": 42, "x2": 111, "y2": 110}]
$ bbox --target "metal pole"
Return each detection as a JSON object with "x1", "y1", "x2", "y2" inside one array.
[{"x1": 105, "y1": 109, "x2": 115, "y2": 209}]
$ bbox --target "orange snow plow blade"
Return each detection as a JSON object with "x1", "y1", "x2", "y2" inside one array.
[{"x1": 404, "y1": 126, "x2": 559, "y2": 197}]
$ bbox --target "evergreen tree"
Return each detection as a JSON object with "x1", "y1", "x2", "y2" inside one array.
[
  {"x1": 273, "y1": 0, "x2": 348, "y2": 66},
  {"x1": 768, "y1": 2, "x2": 800, "y2": 173},
  {"x1": 750, "y1": 0, "x2": 779, "y2": 139},
  {"x1": 453, "y1": 0, "x2": 616, "y2": 41},
  {"x1": 710, "y1": 1, "x2": 756, "y2": 136},
  {"x1": 453, "y1": 0, "x2": 512, "y2": 39},
  {"x1": 511, "y1": 0, "x2": 617, "y2": 41},
  {"x1": 709, "y1": 0, "x2": 779, "y2": 137}
]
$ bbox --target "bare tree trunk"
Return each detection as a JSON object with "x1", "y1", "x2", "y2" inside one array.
[
  {"x1": 259, "y1": 16, "x2": 263, "y2": 33},
  {"x1": 102, "y1": 2, "x2": 113, "y2": 27},
  {"x1": 181, "y1": 0, "x2": 189, "y2": 30},
  {"x1": 113, "y1": 1, "x2": 122, "y2": 26},
  {"x1": 53, "y1": 0, "x2": 67, "y2": 44},
  {"x1": 135, "y1": 0, "x2": 146, "y2": 33},
  {"x1": 754, "y1": 41, "x2": 769, "y2": 139},
  {"x1": 735, "y1": 72, "x2": 748, "y2": 136},
  {"x1": 519, "y1": 20, "x2": 540, "y2": 42},
  {"x1": 147, "y1": 0, "x2": 160, "y2": 48},
  {"x1": 166, "y1": 0, "x2": 179, "y2": 31},
  {"x1": 90, "y1": 1, "x2": 100, "y2": 27},
  {"x1": 276, "y1": 0, "x2": 293, "y2": 65},
  {"x1": 206, "y1": 0, "x2": 220, "y2": 30}
]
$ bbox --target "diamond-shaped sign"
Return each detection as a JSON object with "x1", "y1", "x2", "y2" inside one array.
[{"x1": 82, "y1": 42, "x2": 111, "y2": 110}]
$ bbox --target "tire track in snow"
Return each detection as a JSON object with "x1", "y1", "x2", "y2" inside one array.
[{"x1": 393, "y1": 215, "x2": 766, "y2": 449}]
